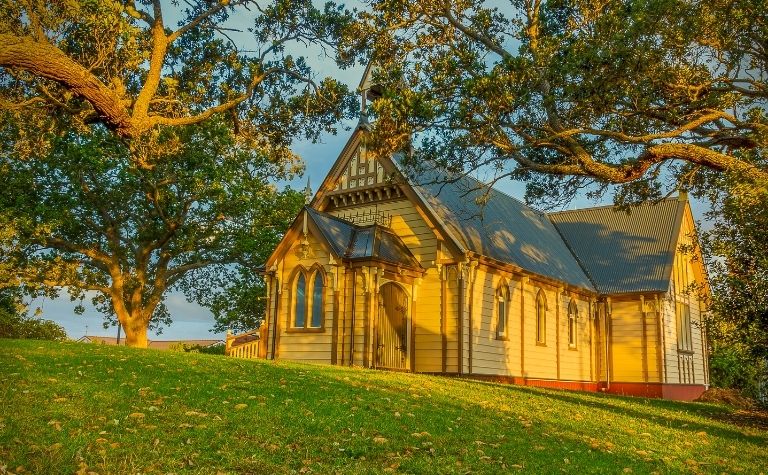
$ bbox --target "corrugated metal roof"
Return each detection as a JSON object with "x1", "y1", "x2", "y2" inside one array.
[
  {"x1": 398, "y1": 161, "x2": 595, "y2": 290},
  {"x1": 376, "y1": 227, "x2": 420, "y2": 267},
  {"x1": 306, "y1": 207, "x2": 357, "y2": 257},
  {"x1": 306, "y1": 207, "x2": 421, "y2": 269},
  {"x1": 549, "y1": 198, "x2": 684, "y2": 294}
]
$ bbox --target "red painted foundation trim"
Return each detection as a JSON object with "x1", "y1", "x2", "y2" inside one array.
[
  {"x1": 497, "y1": 376, "x2": 599, "y2": 392},
  {"x1": 419, "y1": 372, "x2": 706, "y2": 401},
  {"x1": 423, "y1": 372, "x2": 599, "y2": 392},
  {"x1": 603, "y1": 382, "x2": 707, "y2": 401}
]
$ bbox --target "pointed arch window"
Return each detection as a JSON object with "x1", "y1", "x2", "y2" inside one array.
[
  {"x1": 536, "y1": 290, "x2": 547, "y2": 345},
  {"x1": 310, "y1": 272, "x2": 324, "y2": 328},
  {"x1": 496, "y1": 281, "x2": 510, "y2": 340},
  {"x1": 294, "y1": 273, "x2": 307, "y2": 328},
  {"x1": 291, "y1": 267, "x2": 326, "y2": 331},
  {"x1": 568, "y1": 299, "x2": 578, "y2": 348}
]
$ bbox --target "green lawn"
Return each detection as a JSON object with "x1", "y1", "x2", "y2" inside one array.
[{"x1": 1, "y1": 339, "x2": 766, "y2": 474}]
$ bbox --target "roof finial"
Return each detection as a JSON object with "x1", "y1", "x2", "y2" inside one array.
[{"x1": 304, "y1": 176, "x2": 312, "y2": 205}]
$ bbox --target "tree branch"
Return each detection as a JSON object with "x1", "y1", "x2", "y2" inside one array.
[
  {"x1": 440, "y1": 5, "x2": 512, "y2": 60},
  {"x1": 0, "y1": 34, "x2": 133, "y2": 135},
  {"x1": 167, "y1": 0, "x2": 250, "y2": 43},
  {"x1": 132, "y1": 1, "x2": 168, "y2": 120}
]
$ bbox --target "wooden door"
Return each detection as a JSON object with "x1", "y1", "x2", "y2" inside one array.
[{"x1": 376, "y1": 283, "x2": 408, "y2": 370}]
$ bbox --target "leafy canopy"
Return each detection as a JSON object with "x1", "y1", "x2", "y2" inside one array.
[
  {"x1": 0, "y1": 119, "x2": 303, "y2": 345},
  {"x1": 0, "y1": 0, "x2": 358, "y2": 344},
  {"x1": 1, "y1": 0, "x2": 357, "y2": 164},
  {"x1": 350, "y1": 0, "x2": 767, "y2": 206}
]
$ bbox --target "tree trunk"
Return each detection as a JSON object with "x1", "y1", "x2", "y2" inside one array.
[
  {"x1": 113, "y1": 305, "x2": 150, "y2": 348},
  {"x1": 122, "y1": 321, "x2": 149, "y2": 348}
]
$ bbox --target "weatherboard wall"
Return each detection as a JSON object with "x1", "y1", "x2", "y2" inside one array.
[
  {"x1": 608, "y1": 296, "x2": 662, "y2": 384},
  {"x1": 275, "y1": 231, "x2": 334, "y2": 364},
  {"x1": 412, "y1": 266, "x2": 444, "y2": 373}
]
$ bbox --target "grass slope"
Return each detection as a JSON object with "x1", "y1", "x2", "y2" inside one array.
[{"x1": 1, "y1": 340, "x2": 766, "y2": 474}]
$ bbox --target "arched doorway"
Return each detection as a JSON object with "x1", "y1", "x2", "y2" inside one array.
[{"x1": 376, "y1": 282, "x2": 409, "y2": 370}]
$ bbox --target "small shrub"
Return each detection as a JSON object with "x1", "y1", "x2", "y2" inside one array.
[
  {"x1": 709, "y1": 345, "x2": 768, "y2": 402},
  {"x1": 0, "y1": 312, "x2": 67, "y2": 341},
  {"x1": 197, "y1": 344, "x2": 225, "y2": 355},
  {"x1": 168, "y1": 342, "x2": 225, "y2": 355}
]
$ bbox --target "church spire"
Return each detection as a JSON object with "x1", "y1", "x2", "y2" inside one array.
[
  {"x1": 358, "y1": 61, "x2": 382, "y2": 130},
  {"x1": 303, "y1": 176, "x2": 312, "y2": 205}
]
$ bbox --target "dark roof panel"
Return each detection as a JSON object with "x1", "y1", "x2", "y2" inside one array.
[
  {"x1": 375, "y1": 227, "x2": 422, "y2": 268},
  {"x1": 306, "y1": 207, "x2": 357, "y2": 257},
  {"x1": 549, "y1": 198, "x2": 684, "y2": 294},
  {"x1": 307, "y1": 208, "x2": 422, "y2": 270}
]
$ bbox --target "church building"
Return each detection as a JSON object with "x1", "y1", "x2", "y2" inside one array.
[{"x1": 229, "y1": 70, "x2": 711, "y2": 401}]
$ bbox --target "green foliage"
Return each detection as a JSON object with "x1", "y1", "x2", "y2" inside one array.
[
  {"x1": 699, "y1": 180, "x2": 768, "y2": 361},
  {"x1": 1, "y1": 1, "x2": 358, "y2": 149},
  {"x1": 351, "y1": 0, "x2": 767, "y2": 207},
  {"x1": 169, "y1": 342, "x2": 226, "y2": 355},
  {"x1": 0, "y1": 287, "x2": 23, "y2": 320},
  {"x1": 2, "y1": 339, "x2": 767, "y2": 473},
  {"x1": 1, "y1": 1, "x2": 357, "y2": 345},
  {"x1": 186, "y1": 190, "x2": 304, "y2": 334},
  {"x1": 0, "y1": 119, "x2": 302, "y2": 342},
  {"x1": 694, "y1": 170, "x2": 768, "y2": 399},
  {"x1": 708, "y1": 345, "x2": 767, "y2": 401},
  {"x1": 0, "y1": 292, "x2": 67, "y2": 341},
  {"x1": 196, "y1": 343, "x2": 226, "y2": 355}
]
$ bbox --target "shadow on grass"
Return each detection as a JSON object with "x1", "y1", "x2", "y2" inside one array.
[{"x1": 464, "y1": 378, "x2": 767, "y2": 445}]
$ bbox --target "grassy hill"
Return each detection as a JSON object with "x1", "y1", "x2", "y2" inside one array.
[{"x1": 1, "y1": 340, "x2": 766, "y2": 474}]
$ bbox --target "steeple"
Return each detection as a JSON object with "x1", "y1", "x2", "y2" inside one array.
[
  {"x1": 303, "y1": 176, "x2": 312, "y2": 205},
  {"x1": 358, "y1": 61, "x2": 383, "y2": 127}
]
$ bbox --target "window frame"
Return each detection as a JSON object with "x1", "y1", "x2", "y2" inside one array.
[
  {"x1": 676, "y1": 301, "x2": 693, "y2": 352},
  {"x1": 309, "y1": 270, "x2": 325, "y2": 329},
  {"x1": 535, "y1": 289, "x2": 547, "y2": 345},
  {"x1": 288, "y1": 266, "x2": 326, "y2": 333},
  {"x1": 567, "y1": 299, "x2": 578, "y2": 349},
  {"x1": 495, "y1": 281, "x2": 510, "y2": 341},
  {"x1": 674, "y1": 255, "x2": 694, "y2": 353}
]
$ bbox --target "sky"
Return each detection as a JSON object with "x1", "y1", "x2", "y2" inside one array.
[{"x1": 33, "y1": 2, "x2": 711, "y2": 341}]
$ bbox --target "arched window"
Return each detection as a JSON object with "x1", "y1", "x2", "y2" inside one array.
[
  {"x1": 294, "y1": 272, "x2": 306, "y2": 328},
  {"x1": 310, "y1": 271, "x2": 324, "y2": 328},
  {"x1": 496, "y1": 281, "x2": 510, "y2": 340},
  {"x1": 568, "y1": 299, "x2": 578, "y2": 348},
  {"x1": 536, "y1": 290, "x2": 547, "y2": 344},
  {"x1": 291, "y1": 267, "x2": 325, "y2": 330}
]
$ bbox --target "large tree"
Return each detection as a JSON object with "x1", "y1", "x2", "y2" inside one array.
[
  {"x1": 0, "y1": 0, "x2": 356, "y2": 346},
  {"x1": 0, "y1": 0, "x2": 355, "y2": 164},
  {"x1": 696, "y1": 169, "x2": 768, "y2": 360},
  {"x1": 350, "y1": 0, "x2": 767, "y2": 203},
  {"x1": 0, "y1": 120, "x2": 303, "y2": 347}
]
